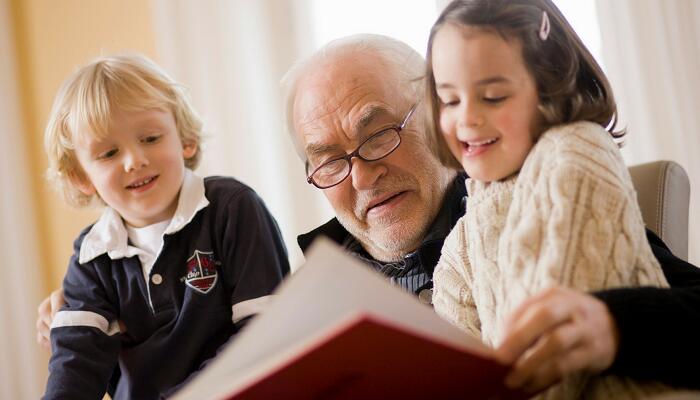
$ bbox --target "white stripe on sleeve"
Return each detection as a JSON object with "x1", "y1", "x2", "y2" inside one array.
[
  {"x1": 231, "y1": 295, "x2": 273, "y2": 323},
  {"x1": 51, "y1": 310, "x2": 120, "y2": 336}
]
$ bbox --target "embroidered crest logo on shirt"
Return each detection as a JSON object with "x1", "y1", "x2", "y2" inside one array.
[{"x1": 185, "y1": 250, "x2": 219, "y2": 294}]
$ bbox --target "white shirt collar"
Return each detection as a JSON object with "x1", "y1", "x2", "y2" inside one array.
[{"x1": 79, "y1": 169, "x2": 209, "y2": 264}]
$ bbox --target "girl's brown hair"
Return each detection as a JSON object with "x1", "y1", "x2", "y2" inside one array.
[{"x1": 425, "y1": 0, "x2": 622, "y2": 168}]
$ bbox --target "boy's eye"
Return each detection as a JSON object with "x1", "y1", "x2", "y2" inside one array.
[
  {"x1": 143, "y1": 135, "x2": 162, "y2": 144},
  {"x1": 97, "y1": 149, "x2": 118, "y2": 160}
]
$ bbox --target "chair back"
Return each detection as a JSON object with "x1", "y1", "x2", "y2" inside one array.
[{"x1": 629, "y1": 160, "x2": 690, "y2": 260}]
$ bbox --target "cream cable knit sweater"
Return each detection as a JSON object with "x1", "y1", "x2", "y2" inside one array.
[{"x1": 433, "y1": 122, "x2": 670, "y2": 399}]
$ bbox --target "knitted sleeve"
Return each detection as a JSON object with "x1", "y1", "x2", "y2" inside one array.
[
  {"x1": 433, "y1": 216, "x2": 482, "y2": 338},
  {"x1": 498, "y1": 122, "x2": 668, "y2": 312}
]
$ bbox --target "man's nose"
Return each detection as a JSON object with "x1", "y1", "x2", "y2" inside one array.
[
  {"x1": 123, "y1": 147, "x2": 149, "y2": 173},
  {"x1": 350, "y1": 158, "x2": 386, "y2": 190}
]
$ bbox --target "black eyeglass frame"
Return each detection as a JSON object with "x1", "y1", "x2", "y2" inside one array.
[{"x1": 305, "y1": 102, "x2": 419, "y2": 189}]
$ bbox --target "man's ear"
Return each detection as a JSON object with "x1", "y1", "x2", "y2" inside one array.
[
  {"x1": 182, "y1": 140, "x2": 198, "y2": 160},
  {"x1": 67, "y1": 168, "x2": 96, "y2": 196}
]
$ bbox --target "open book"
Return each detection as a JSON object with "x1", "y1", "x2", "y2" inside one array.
[{"x1": 172, "y1": 238, "x2": 517, "y2": 399}]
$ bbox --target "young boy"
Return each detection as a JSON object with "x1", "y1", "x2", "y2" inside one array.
[{"x1": 43, "y1": 54, "x2": 290, "y2": 399}]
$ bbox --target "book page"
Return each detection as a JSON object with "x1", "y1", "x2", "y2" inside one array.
[{"x1": 173, "y1": 238, "x2": 492, "y2": 399}]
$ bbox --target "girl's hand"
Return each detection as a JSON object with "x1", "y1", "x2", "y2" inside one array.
[{"x1": 494, "y1": 286, "x2": 619, "y2": 395}]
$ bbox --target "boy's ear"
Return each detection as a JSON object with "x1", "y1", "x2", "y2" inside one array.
[
  {"x1": 67, "y1": 169, "x2": 96, "y2": 196},
  {"x1": 182, "y1": 140, "x2": 198, "y2": 160}
]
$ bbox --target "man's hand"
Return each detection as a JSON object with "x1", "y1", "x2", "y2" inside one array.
[
  {"x1": 495, "y1": 286, "x2": 619, "y2": 395},
  {"x1": 36, "y1": 288, "x2": 65, "y2": 350}
]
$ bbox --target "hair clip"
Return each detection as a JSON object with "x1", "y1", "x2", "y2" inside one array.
[{"x1": 539, "y1": 11, "x2": 550, "y2": 41}]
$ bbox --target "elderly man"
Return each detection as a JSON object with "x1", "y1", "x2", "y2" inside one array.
[
  {"x1": 282, "y1": 34, "x2": 700, "y2": 394},
  {"x1": 39, "y1": 34, "x2": 700, "y2": 395},
  {"x1": 285, "y1": 35, "x2": 458, "y2": 299}
]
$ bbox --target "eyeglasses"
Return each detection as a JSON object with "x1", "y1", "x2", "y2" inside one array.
[{"x1": 306, "y1": 103, "x2": 419, "y2": 189}]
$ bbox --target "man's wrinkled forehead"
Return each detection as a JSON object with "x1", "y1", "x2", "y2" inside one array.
[
  {"x1": 293, "y1": 60, "x2": 402, "y2": 149},
  {"x1": 301, "y1": 102, "x2": 396, "y2": 159}
]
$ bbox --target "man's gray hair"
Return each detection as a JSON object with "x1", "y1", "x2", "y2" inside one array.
[{"x1": 281, "y1": 34, "x2": 426, "y2": 163}]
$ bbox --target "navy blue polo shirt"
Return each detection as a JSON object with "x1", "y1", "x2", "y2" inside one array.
[{"x1": 45, "y1": 171, "x2": 289, "y2": 399}]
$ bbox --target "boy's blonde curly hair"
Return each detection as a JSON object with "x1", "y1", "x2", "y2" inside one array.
[{"x1": 44, "y1": 54, "x2": 203, "y2": 207}]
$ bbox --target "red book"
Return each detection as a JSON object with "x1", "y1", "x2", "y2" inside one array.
[{"x1": 173, "y1": 239, "x2": 520, "y2": 400}]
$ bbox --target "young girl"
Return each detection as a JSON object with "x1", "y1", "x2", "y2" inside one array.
[{"x1": 427, "y1": 0, "x2": 671, "y2": 398}]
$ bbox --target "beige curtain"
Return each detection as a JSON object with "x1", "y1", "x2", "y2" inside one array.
[
  {"x1": 0, "y1": 0, "x2": 49, "y2": 397},
  {"x1": 597, "y1": 0, "x2": 700, "y2": 264},
  {"x1": 151, "y1": 0, "x2": 335, "y2": 268}
]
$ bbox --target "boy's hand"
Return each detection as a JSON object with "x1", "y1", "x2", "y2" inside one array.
[
  {"x1": 36, "y1": 288, "x2": 65, "y2": 350},
  {"x1": 494, "y1": 286, "x2": 619, "y2": 395}
]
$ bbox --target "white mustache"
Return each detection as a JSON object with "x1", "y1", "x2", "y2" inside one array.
[{"x1": 354, "y1": 176, "x2": 415, "y2": 218}]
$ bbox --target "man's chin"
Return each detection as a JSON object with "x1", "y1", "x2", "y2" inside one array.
[
  {"x1": 338, "y1": 211, "x2": 426, "y2": 260},
  {"x1": 364, "y1": 221, "x2": 424, "y2": 260}
]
